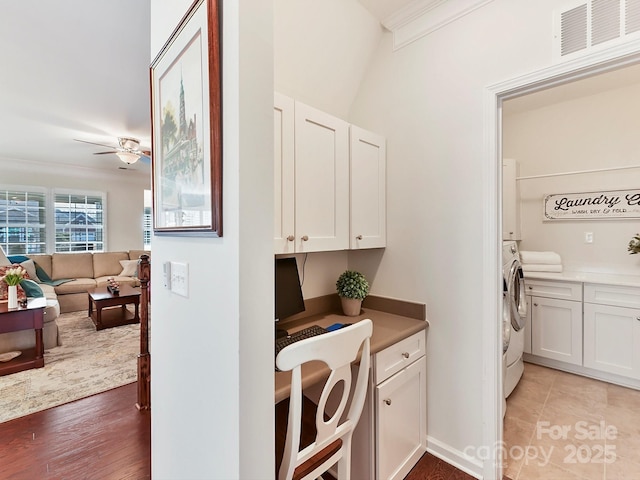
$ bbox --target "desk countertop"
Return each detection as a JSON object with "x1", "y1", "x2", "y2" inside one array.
[{"x1": 274, "y1": 308, "x2": 428, "y2": 404}]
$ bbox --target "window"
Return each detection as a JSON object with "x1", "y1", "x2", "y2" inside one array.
[
  {"x1": 143, "y1": 207, "x2": 152, "y2": 249},
  {"x1": 143, "y1": 189, "x2": 152, "y2": 250},
  {"x1": 0, "y1": 188, "x2": 47, "y2": 255},
  {"x1": 54, "y1": 192, "x2": 105, "y2": 252}
]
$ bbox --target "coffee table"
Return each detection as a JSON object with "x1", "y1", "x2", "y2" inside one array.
[
  {"x1": 88, "y1": 285, "x2": 141, "y2": 330},
  {"x1": 0, "y1": 297, "x2": 46, "y2": 376}
]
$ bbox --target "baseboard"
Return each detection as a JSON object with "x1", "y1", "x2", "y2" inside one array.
[{"x1": 427, "y1": 436, "x2": 483, "y2": 479}]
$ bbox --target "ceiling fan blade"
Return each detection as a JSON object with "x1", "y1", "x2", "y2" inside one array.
[
  {"x1": 93, "y1": 150, "x2": 119, "y2": 155},
  {"x1": 74, "y1": 138, "x2": 118, "y2": 150}
]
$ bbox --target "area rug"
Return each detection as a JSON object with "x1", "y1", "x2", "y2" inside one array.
[{"x1": 0, "y1": 310, "x2": 139, "y2": 423}]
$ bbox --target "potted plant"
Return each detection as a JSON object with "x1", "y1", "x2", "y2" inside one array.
[{"x1": 336, "y1": 270, "x2": 370, "y2": 316}]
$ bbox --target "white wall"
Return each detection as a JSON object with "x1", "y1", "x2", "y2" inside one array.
[
  {"x1": 150, "y1": 0, "x2": 273, "y2": 478},
  {"x1": 0, "y1": 158, "x2": 148, "y2": 251},
  {"x1": 347, "y1": 0, "x2": 578, "y2": 475},
  {"x1": 504, "y1": 82, "x2": 640, "y2": 274},
  {"x1": 274, "y1": 0, "x2": 383, "y2": 120}
]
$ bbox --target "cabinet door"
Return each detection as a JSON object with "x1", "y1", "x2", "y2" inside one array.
[
  {"x1": 502, "y1": 158, "x2": 521, "y2": 241},
  {"x1": 531, "y1": 296, "x2": 582, "y2": 365},
  {"x1": 273, "y1": 93, "x2": 295, "y2": 254},
  {"x1": 376, "y1": 356, "x2": 427, "y2": 480},
  {"x1": 584, "y1": 303, "x2": 640, "y2": 379},
  {"x1": 294, "y1": 102, "x2": 349, "y2": 252},
  {"x1": 350, "y1": 126, "x2": 386, "y2": 249}
]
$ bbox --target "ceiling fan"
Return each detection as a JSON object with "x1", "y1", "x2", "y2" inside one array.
[{"x1": 74, "y1": 137, "x2": 151, "y2": 165}]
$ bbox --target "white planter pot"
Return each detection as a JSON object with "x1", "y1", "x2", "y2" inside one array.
[
  {"x1": 341, "y1": 297, "x2": 362, "y2": 317},
  {"x1": 8, "y1": 285, "x2": 18, "y2": 309}
]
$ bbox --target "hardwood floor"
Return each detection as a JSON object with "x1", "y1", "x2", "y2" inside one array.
[
  {"x1": 1, "y1": 383, "x2": 482, "y2": 480},
  {"x1": 0, "y1": 382, "x2": 150, "y2": 479}
]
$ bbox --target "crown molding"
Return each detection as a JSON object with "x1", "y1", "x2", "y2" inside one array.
[{"x1": 382, "y1": 0, "x2": 495, "y2": 50}]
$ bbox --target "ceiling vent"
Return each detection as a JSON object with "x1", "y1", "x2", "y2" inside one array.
[{"x1": 554, "y1": 0, "x2": 640, "y2": 61}]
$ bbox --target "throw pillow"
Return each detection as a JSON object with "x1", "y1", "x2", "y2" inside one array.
[
  {"x1": 20, "y1": 279, "x2": 44, "y2": 298},
  {"x1": 119, "y1": 259, "x2": 139, "y2": 277},
  {"x1": 19, "y1": 259, "x2": 41, "y2": 283},
  {"x1": 0, "y1": 247, "x2": 10, "y2": 267}
]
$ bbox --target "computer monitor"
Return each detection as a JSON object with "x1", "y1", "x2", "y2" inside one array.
[{"x1": 275, "y1": 257, "x2": 305, "y2": 324}]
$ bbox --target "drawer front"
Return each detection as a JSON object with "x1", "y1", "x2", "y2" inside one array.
[
  {"x1": 375, "y1": 330, "x2": 426, "y2": 385},
  {"x1": 525, "y1": 279, "x2": 582, "y2": 301},
  {"x1": 584, "y1": 283, "x2": 640, "y2": 309}
]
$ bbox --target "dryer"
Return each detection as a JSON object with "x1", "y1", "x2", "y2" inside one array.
[{"x1": 503, "y1": 240, "x2": 526, "y2": 398}]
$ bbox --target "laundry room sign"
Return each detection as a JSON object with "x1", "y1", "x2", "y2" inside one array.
[{"x1": 544, "y1": 189, "x2": 640, "y2": 220}]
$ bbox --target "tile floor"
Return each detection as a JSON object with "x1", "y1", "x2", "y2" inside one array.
[{"x1": 504, "y1": 362, "x2": 640, "y2": 479}]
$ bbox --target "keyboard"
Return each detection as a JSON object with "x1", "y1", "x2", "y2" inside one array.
[{"x1": 275, "y1": 324, "x2": 328, "y2": 370}]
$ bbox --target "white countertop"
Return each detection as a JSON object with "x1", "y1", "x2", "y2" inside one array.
[{"x1": 524, "y1": 270, "x2": 640, "y2": 288}]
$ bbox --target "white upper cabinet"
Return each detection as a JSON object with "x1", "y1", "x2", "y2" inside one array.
[
  {"x1": 502, "y1": 158, "x2": 521, "y2": 241},
  {"x1": 274, "y1": 93, "x2": 295, "y2": 254},
  {"x1": 350, "y1": 126, "x2": 386, "y2": 249},
  {"x1": 294, "y1": 101, "x2": 350, "y2": 252},
  {"x1": 274, "y1": 93, "x2": 386, "y2": 254}
]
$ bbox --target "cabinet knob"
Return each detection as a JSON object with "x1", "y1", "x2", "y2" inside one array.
[
  {"x1": 301, "y1": 235, "x2": 309, "y2": 241},
  {"x1": 534, "y1": 303, "x2": 538, "y2": 307},
  {"x1": 356, "y1": 235, "x2": 363, "y2": 240},
  {"x1": 384, "y1": 399, "x2": 392, "y2": 406},
  {"x1": 528, "y1": 286, "x2": 532, "y2": 289},
  {"x1": 287, "y1": 235, "x2": 295, "y2": 242},
  {"x1": 402, "y1": 352, "x2": 410, "y2": 359},
  {"x1": 636, "y1": 317, "x2": 640, "y2": 321}
]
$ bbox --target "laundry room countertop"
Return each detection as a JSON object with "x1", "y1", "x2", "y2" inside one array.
[{"x1": 524, "y1": 270, "x2": 640, "y2": 288}]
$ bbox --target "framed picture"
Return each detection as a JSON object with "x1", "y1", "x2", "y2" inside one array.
[{"x1": 150, "y1": 0, "x2": 222, "y2": 236}]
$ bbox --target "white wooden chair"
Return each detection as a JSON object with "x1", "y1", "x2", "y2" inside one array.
[{"x1": 276, "y1": 319, "x2": 373, "y2": 480}]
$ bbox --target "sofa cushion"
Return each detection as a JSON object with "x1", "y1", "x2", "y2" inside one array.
[
  {"x1": 27, "y1": 254, "x2": 53, "y2": 280},
  {"x1": 96, "y1": 275, "x2": 140, "y2": 288},
  {"x1": 52, "y1": 253, "x2": 93, "y2": 280},
  {"x1": 93, "y1": 252, "x2": 129, "y2": 278},
  {"x1": 129, "y1": 250, "x2": 150, "y2": 261},
  {"x1": 53, "y1": 278, "x2": 97, "y2": 295}
]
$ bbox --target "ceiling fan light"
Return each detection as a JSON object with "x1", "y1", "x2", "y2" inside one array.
[{"x1": 116, "y1": 151, "x2": 140, "y2": 164}]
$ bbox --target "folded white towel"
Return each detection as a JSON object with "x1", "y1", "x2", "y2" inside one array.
[
  {"x1": 522, "y1": 264, "x2": 563, "y2": 273},
  {"x1": 520, "y1": 251, "x2": 562, "y2": 265}
]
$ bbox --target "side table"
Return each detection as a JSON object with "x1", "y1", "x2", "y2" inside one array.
[{"x1": 0, "y1": 297, "x2": 46, "y2": 376}]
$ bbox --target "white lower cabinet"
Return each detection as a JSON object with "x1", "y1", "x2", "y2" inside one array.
[
  {"x1": 350, "y1": 330, "x2": 427, "y2": 480},
  {"x1": 376, "y1": 356, "x2": 427, "y2": 480},
  {"x1": 530, "y1": 296, "x2": 582, "y2": 366},
  {"x1": 583, "y1": 303, "x2": 640, "y2": 379},
  {"x1": 526, "y1": 279, "x2": 640, "y2": 388},
  {"x1": 583, "y1": 283, "x2": 640, "y2": 380}
]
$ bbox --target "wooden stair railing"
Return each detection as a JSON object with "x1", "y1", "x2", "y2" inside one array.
[{"x1": 136, "y1": 254, "x2": 151, "y2": 411}]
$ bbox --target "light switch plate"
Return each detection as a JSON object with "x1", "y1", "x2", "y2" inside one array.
[{"x1": 170, "y1": 261, "x2": 189, "y2": 297}]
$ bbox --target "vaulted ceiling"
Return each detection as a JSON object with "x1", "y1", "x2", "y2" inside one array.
[{"x1": 2, "y1": 0, "x2": 639, "y2": 178}]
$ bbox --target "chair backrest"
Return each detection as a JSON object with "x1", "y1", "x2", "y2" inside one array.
[{"x1": 276, "y1": 319, "x2": 373, "y2": 480}]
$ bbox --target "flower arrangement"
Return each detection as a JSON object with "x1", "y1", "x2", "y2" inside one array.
[
  {"x1": 336, "y1": 270, "x2": 370, "y2": 300},
  {"x1": 2, "y1": 266, "x2": 26, "y2": 286},
  {"x1": 628, "y1": 234, "x2": 640, "y2": 254}
]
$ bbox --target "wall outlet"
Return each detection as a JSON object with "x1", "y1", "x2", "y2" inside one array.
[
  {"x1": 584, "y1": 232, "x2": 594, "y2": 244},
  {"x1": 170, "y1": 261, "x2": 189, "y2": 297}
]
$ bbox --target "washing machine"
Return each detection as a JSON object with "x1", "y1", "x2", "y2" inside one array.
[{"x1": 503, "y1": 240, "x2": 526, "y2": 398}]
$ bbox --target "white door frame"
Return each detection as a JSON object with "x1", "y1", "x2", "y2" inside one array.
[{"x1": 482, "y1": 40, "x2": 640, "y2": 480}]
